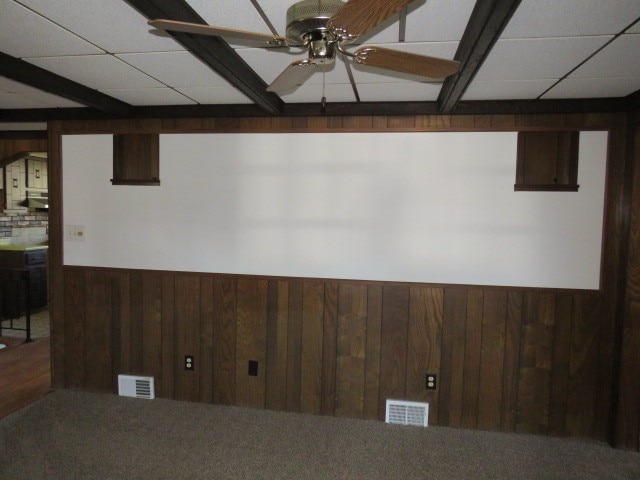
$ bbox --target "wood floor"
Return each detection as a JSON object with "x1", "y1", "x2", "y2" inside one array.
[{"x1": 0, "y1": 337, "x2": 51, "y2": 419}]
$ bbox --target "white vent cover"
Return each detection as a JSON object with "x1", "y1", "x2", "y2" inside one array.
[
  {"x1": 118, "y1": 374, "x2": 155, "y2": 399},
  {"x1": 385, "y1": 399, "x2": 429, "y2": 427}
]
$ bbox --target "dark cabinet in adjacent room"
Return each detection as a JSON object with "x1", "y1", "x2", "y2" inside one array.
[{"x1": 0, "y1": 247, "x2": 48, "y2": 318}]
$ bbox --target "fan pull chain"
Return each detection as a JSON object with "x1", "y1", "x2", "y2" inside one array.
[{"x1": 321, "y1": 70, "x2": 327, "y2": 112}]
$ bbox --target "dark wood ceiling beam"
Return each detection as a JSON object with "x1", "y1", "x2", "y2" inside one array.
[
  {"x1": 437, "y1": 0, "x2": 523, "y2": 114},
  {"x1": 0, "y1": 51, "x2": 133, "y2": 115},
  {"x1": 124, "y1": 0, "x2": 283, "y2": 115},
  {"x1": 626, "y1": 88, "x2": 640, "y2": 112},
  {"x1": 0, "y1": 130, "x2": 47, "y2": 140},
  {"x1": 453, "y1": 98, "x2": 628, "y2": 115},
  {"x1": 0, "y1": 97, "x2": 632, "y2": 122}
]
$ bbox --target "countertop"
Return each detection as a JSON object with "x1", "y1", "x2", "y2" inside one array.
[{"x1": 0, "y1": 245, "x2": 49, "y2": 251}]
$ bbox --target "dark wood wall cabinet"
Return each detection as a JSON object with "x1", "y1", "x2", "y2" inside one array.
[
  {"x1": 112, "y1": 133, "x2": 160, "y2": 185},
  {"x1": 515, "y1": 131, "x2": 580, "y2": 191}
]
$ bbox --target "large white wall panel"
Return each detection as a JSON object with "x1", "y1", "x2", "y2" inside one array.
[{"x1": 62, "y1": 131, "x2": 607, "y2": 289}]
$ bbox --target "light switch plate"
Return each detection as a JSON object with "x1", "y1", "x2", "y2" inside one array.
[{"x1": 65, "y1": 224, "x2": 85, "y2": 242}]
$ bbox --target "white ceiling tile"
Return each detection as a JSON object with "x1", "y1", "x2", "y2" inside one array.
[
  {"x1": 280, "y1": 83, "x2": 357, "y2": 103},
  {"x1": 0, "y1": 92, "x2": 53, "y2": 109},
  {"x1": 502, "y1": 0, "x2": 640, "y2": 38},
  {"x1": 569, "y1": 34, "x2": 640, "y2": 78},
  {"x1": 357, "y1": 82, "x2": 442, "y2": 102},
  {"x1": 25, "y1": 55, "x2": 164, "y2": 90},
  {"x1": 117, "y1": 52, "x2": 231, "y2": 88},
  {"x1": 542, "y1": 77, "x2": 640, "y2": 99},
  {"x1": 186, "y1": 0, "x2": 271, "y2": 35},
  {"x1": 14, "y1": 0, "x2": 185, "y2": 53},
  {"x1": 350, "y1": 42, "x2": 458, "y2": 84},
  {"x1": 237, "y1": 47, "x2": 350, "y2": 86},
  {"x1": 175, "y1": 86, "x2": 252, "y2": 104},
  {"x1": 0, "y1": 76, "x2": 38, "y2": 93},
  {"x1": 0, "y1": 75, "x2": 83, "y2": 107},
  {"x1": 475, "y1": 36, "x2": 612, "y2": 81},
  {"x1": 404, "y1": 0, "x2": 476, "y2": 42},
  {"x1": 0, "y1": 0, "x2": 102, "y2": 57},
  {"x1": 100, "y1": 88, "x2": 196, "y2": 106},
  {"x1": 18, "y1": 89, "x2": 84, "y2": 108},
  {"x1": 463, "y1": 79, "x2": 558, "y2": 100},
  {"x1": 629, "y1": 21, "x2": 640, "y2": 33}
]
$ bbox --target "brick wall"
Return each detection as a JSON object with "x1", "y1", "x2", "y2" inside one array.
[{"x1": 0, "y1": 212, "x2": 49, "y2": 238}]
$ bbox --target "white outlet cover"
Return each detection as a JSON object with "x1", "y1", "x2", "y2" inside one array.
[{"x1": 65, "y1": 224, "x2": 85, "y2": 242}]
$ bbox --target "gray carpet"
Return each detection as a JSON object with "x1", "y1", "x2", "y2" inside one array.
[{"x1": 1, "y1": 390, "x2": 638, "y2": 480}]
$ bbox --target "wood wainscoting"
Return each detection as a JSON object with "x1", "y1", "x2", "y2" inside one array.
[{"x1": 62, "y1": 266, "x2": 607, "y2": 440}]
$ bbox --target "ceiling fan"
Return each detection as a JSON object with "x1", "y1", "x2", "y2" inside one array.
[{"x1": 148, "y1": 0, "x2": 460, "y2": 93}]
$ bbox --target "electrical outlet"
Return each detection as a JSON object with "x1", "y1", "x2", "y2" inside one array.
[
  {"x1": 185, "y1": 355, "x2": 194, "y2": 371},
  {"x1": 248, "y1": 360, "x2": 258, "y2": 376},
  {"x1": 426, "y1": 374, "x2": 437, "y2": 390},
  {"x1": 65, "y1": 224, "x2": 86, "y2": 242}
]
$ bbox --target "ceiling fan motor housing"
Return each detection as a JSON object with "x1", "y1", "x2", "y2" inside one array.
[{"x1": 286, "y1": 0, "x2": 345, "y2": 41}]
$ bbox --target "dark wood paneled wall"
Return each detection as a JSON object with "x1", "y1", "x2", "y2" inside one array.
[
  {"x1": 61, "y1": 267, "x2": 607, "y2": 439},
  {"x1": 0, "y1": 138, "x2": 48, "y2": 160},
  {"x1": 616, "y1": 118, "x2": 640, "y2": 450},
  {"x1": 47, "y1": 112, "x2": 638, "y2": 448}
]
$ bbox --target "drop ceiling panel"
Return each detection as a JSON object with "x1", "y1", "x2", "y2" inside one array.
[
  {"x1": 117, "y1": 52, "x2": 233, "y2": 88},
  {"x1": 542, "y1": 77, "x2": 640, "y2": 99},
  {"x1": 17, "y1": 89, "x2": 84, "y2": 108},
  {"x1": 502, "y1": 0, "x2": 640, "y2": 38},
  {"x1": 101, "y1": 88, "x2": 196, "y2": 106},
  {"x1": 14, "y1": 0, "x2": 185, "y2": 53},
  {"x1": 0, "y1": 0, "x2": 102, "y2": 57},
  {"x1": 0, "y1": 76, "x2": 84, "y2": 107},
  {"x1": 404, "y1": 0, "x2": 476, "y2": 42},
  {"x1": 357, "y1": 82, "x2": 442, "y2": 102},
  {"x1": 463, "y1": 79, "x2": 558, "y2": 101},
  {"x1": 0, "y1": 92, "x2": 53, "y2": 109},
  {"x1": 630, "y1": 21, "x2": 640, "y2": 33},
  {"x1": 186, "y1": 0, "x2": 272, "y2": 35},
  {"x1": 474, "y1": 36, "x2": 613, "y2": 81},
  {"x1": 0, "y1": 76, "x2": 38, "y2": 93},
  {"x1": 569, "y1": 34, "x2": 640, "y2": 78},
  {"x1": 25, "y1": 55, "x2": 163, "y2": 90},
  {"x1": 175, "y1": 86, "x2": 252, "y2": 104},
  {"x1": 280, "y1": 83, "x2": 356, "y2": 103}
]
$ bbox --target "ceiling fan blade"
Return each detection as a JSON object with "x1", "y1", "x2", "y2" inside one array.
[
  {"x1": 148, "y1": 19, "x2": 291, "y2": 48},
  {"x1": 267, "y1": 60, "x2": 317, "y2": 93},
  {"x1": 329, "y1": 0, "x2": 415, "y2": 38},
  {"x1": 353, "y1": 46, "x2": 460, "y2": 81}
]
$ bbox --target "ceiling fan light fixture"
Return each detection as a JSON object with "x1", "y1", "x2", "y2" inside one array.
[
  {"x1": 149, "y1": 0, "x2": 460, "y2": 94},
  {"x1": 286, "y1": 0, "x2": 346, "y2": 42}
]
